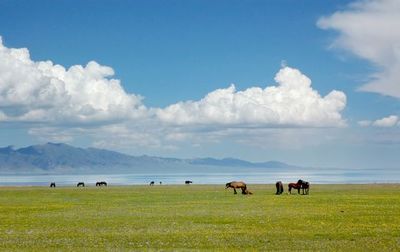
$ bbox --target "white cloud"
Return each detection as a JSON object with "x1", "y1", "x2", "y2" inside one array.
[
  {"x1": 157, "y1": 67, "x2": 347, "y2": 127},
  {"x1": 0, "y1": 36, "x2": 349, "y2": 152},
  {"x1": 317, "y1": 0, "x2": 400, "y2": 98},
  {"x1": 372, "y1": 115, "x2": 399, "y2": 127},
  {"x1": 358, "y1": 120, "x2": 372, "y2": 127},
  {"x1": 0, "y1": 37, "x2": 147, "y2": 124},
  {"x1": 359, "y1": 115, "x2": 399, "y2": 128}
]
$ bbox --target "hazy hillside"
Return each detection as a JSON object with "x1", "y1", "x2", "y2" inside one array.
[{"x1": 0, "y1": 143, "x2": 298, "y2": 174}]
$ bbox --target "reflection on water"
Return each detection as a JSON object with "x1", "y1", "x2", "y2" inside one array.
[{"x1": 1, "y1": 168, "x2": 400, "y2": 186}]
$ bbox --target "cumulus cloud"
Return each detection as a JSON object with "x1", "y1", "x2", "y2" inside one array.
[
  {"x1": 0, "y1": 36, "x2": 349, "y2": 151},
  {"x1": 372, "y1": 115, "x2": 399, "y2": 127},
  {"x1": 359, "y1": 115, "x2": 399, "y2": 127},
  {"x1": 317, "y1": 0, "x2": 400, "y2": 98},
  {"x1": 0, "y1": 37, "x2": 147, "y2": 124},
  {"x1": 157, "y1": 67, "x2": 347, "y2": 127}
]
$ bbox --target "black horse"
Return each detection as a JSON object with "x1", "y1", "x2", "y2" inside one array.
[
  {"x1": 50, "y1": 182, "x2": 56, "y2": 188},
  {"x1": 77, "y1": 182, "x2": 85, "y2": 187},
  {"x1": 275, "y1": 181, "x2": 284, "y2": 195},
  {"x1": 301, "y1": 181, "x2": 310, "y2": 195},
  {"x1": 149, "y1": 181, "x2": 155, "y2": 186},
  {"x1": 185, "y1": 180, "x2": 193, "y2": 185},
  {"x1": 96, "y1": 181, "x2": 107, "y2": 186}
]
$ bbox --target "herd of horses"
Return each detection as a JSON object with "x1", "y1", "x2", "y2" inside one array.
[
  {"x1": 49, "y1": 181, "x2": 108, "y2": 187},
  {"x1": 225, "y1": 179, "x2": 310, "y2": 195},
  {"x1": 275, "y1": 180, "x2": 309, "y2": 195},
  {"x1": 49, "y1": 179, "x2": 310, "y2": 195},
  {"x1": 149, "y1": 181, "x2": 192, "y2": 186}
]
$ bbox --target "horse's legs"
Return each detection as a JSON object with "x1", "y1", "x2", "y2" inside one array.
[
  {"x1": 233, "y1": 188, "x2": 237, "y2": 194},
  {"x1": 288, "y1": 185, "x2": 291, "y2": 194},
  {"x1": 297, "y1": 187, "x2": 300, "y2": 194}
]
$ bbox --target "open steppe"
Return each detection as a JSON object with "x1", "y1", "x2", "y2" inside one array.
[{"x1": 0, "y1": 184, "x2": 399, "y2": 250}]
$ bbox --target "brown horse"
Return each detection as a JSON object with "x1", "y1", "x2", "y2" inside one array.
[
  {"x1": 289, "y1": 179, "x2": 309, "y2": 195},
  {"x1": 288, "y1": 180, "x2": 302, "y2": 194},
  {"x1": 225, "y1": 181, "x2": 252, "y2": 195}
]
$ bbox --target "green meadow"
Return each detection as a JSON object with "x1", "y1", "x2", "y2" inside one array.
[{"x1": 0, "y1": 184, "x2": 399, "y2": 251}]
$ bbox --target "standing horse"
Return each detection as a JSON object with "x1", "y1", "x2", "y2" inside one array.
[
  {"x1": 288, "y1": 180, "x2": 302, "y2": 194},
  {"x1": 149, "y1": 181, "x2": 155, "y2": 186},
  {"x1": 288, "y1": 179, "x2": 310, "y2": 195},
  {"x1": 301, "y1": 181, "x2": 310, "y2": 195},
  {"x1": 77, "y1": 182, "x2": 85, "y2": 187},
  {"x1": 50, "y1": 182, "x2": 56, "y2": 188},
  {"x1": 225, "y1": 181, "x2": 252, "y2": 195},
  {"x1": 275, "y1": 181, "x2": 284, "y2": 195},
  {"x1": 185, "y1": 180, "x2": 193, "y2": 185}
]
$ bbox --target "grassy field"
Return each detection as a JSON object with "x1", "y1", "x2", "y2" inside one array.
[{"x1": 0, "y1": 184, "x2": 399, "y2": 251}]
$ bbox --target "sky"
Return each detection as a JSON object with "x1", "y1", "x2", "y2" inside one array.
[{"x1": 0, "y1": 0, "x2": 399, "y2": 169}]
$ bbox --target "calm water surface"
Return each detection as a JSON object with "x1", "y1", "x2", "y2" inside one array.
[{"x1": 1, "y1": 168, "x2": 399, "y2": 186}]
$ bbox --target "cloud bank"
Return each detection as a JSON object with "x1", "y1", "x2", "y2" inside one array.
[
  {"x1": 0, "y1": 36, "x2": 348, "y2": 150},
  {"x1": 0, "y1": 37, "x2": 146, "y2": 124},
  {"x1": 317, "y1": 0, "x2": 400, "y2": 98},
  {"x1": 157, "y1": 67, "x2": 346, "y2": 127}
]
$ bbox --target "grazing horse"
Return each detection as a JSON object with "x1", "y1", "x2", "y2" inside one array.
[
  {"x1": 50, "y1": 182, "x2": 56, "y2": 188},
  {"x1": 96, "y1": 181, "x2": 107, "y2": 186},
  {"x1": 185, "y1": 180, "x2": 193, "y2": 185},
  {"x1": 225, "y1": 181, "x2": 252, "y2": 195},
  {"x1": 288, "y1": 180, "x2": 302, "y2": 194},
  {"x1": 149, "y1": 181, "x2": 155, "y2": 186},
  {"x1": 275, "y1": 181, "x2": 284, "y2": 195},
  {"x1": 77, "y1": 182, "x2": 85, "y2": 187}
]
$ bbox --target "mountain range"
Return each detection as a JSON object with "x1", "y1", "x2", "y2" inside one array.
[{"x1": 0, "y1": 143, "x2": 298, "y2": 174}]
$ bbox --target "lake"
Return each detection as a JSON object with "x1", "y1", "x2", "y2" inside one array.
[{"x1": 1, "y1": 168, "x2": 399, "y2": 186}]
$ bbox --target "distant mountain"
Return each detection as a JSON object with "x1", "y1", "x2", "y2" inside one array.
[
  {"x1": 0, "y1": 143, "x2": 298, "y2": 174},
  {"x1": 188, "y1": 157, "x2": 297, "y2": 168}
]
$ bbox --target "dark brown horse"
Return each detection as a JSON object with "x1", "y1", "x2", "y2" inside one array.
[
  {"x1": 275, "y1": 181, "x2": 284, "y2": 195},
  {"x1": 288, "y1": 180, "x2": 302, "y2": 194},
  {"x1": 77, "y1": 182, "x2": 85, "y2": 187},
  {"x1": 50, "y1": 182, "x2": 56, "y2": 188},
  {"x1": 225, "y1": 181, "x2": 252, "y2": 195},
  {"x1": 289, "y1": 179, "x2": 310, "y2": 195},
  {"x1": 149, "y1": 181, "x2": 155, "y2": 186},
  {"x1": 185, "y1": 180, "x2": 193, "y2": 185}
]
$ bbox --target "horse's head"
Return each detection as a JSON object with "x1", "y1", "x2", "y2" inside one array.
[
  {"x1": 225, "y1": 182, "x2": 231, "y2": 188},
  {"x1": 297, "y1": 179, "x2": 304, "y2": 185}
]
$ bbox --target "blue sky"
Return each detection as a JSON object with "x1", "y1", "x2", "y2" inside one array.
[{"x1": 0, "y1": 0, "x2": 399, "y2": 169}]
